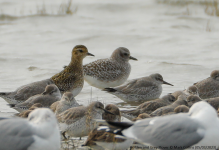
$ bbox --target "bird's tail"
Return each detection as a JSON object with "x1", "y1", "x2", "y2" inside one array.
[{"x1": 102, "y1": 88, "x2": 117, "y2": 93}]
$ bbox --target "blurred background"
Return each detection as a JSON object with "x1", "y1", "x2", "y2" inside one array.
[{"x1": 0, "y1": 0, "x2": 219, "y2": 116}]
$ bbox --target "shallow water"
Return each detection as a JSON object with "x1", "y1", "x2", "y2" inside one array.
[{"x1": 0, "y1": 0, "x2": 219, "y2": 131}]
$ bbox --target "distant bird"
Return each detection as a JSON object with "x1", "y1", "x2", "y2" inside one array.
[
  {"x1": 57, "y1": 101, "x2": 114, "y2": 139},
  {"x1": 187, "y1": 95, "x2": 202, "y2": 107},
  {"x1": 150, "y1": 95, "x2": 188, "y2": 117},
  {"x1": 99, "y1": 101, "x2": 219, "y2": 149},
  {"x1": 174, "y1": 105, "x2": 189, "y2": 113},
  {"x1": 0, "y1": 45, "x2": 94, "y2": 104},
  {"x1": 15, "y1": 103, "x2": 43, "y2": 118},
  {"x1": 9, "y1": 84, "x2": 61, "y2": 112},
  {"x1": 194, "y1": 70, "x2": 219, "y2": 99},
  {"x1": 102, "y1": 104, "x2": 121, "y2": 122},
  {"x1": 50, "y1": 92, "x2": 79, "y2": 115},
  {"x1": 121, "y1": 94, "x2": 176, "y2": 120},
  {"x1": 171, "y1": 85, "x2": 199, "y2": 99},
  {"x1": 103, "y1": 73, "x2": 173, "y2": 102},
  {"x1": 132, "y1": 113, "x2": 151, "y2": 122},
  {"x1": 0, "y1": 108, "x2": 60, "y2": 150},
  {"x1": 83, "y1": 128, "x2": 133, "y2": 150},
  {"x1": 83, "y1": 47, "x2": 137, "y2": 89}
]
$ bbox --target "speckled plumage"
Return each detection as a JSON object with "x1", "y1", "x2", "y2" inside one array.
[
  {"x1": 57, "y1": 101, "x2": 110, "y2": 138},
  {"x1": 121, "y1": 94, "x2": 175, "y2": 120},
  {"x1": 0, "y1": 45, "x2": 93, "y2": 104},
  {"x1": 103, "y1": 73, "x2": 173, "y2": 102},
  {"x1": 150, "y1": 95, "x2": 188, "y2": 117},
  {"x1": 50, "y1": 92, "x2": 79, "y2": 115},
  {"x1": 83, "y1": 47, "x2": 137, "y2": 89},
  {"x1": 9, "y1": 84, "x2": 61, "y2": 112},
  {"x1": 102, "y1": 104, "x2": 121, "y2": 122},
  {"x1": 194, "y1": 70, "x2": 219, "y2": 99}
]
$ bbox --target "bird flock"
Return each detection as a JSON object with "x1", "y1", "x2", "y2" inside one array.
[{"x1": 0, "y1": 45, "x2": 219, "y2": 150}]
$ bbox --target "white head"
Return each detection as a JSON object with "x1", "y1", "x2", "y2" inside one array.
[
  {"x1": 42, "y1": 84, "x2": 61, "y2": 98},
  {"x1": 189, "y1": 101, "x2": 218, "y2": 127}
]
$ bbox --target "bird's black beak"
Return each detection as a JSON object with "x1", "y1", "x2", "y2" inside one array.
[
  {"x1": 87, "y1": 52, "x2": 95, "y2": 56},
  {"x1": 129, "y1": 56, "x2": 137, "y2": 60},
  {"x1": 101, "y1": 108, "x2": 115, "y2": 115},
  {"x1": 163, "y1": 80, "x2": 173, "y2": 86}
]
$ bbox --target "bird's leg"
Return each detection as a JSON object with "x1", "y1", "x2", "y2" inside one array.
[{"x1": 62, "y1": 131, "x2": 68, "y2": 141}]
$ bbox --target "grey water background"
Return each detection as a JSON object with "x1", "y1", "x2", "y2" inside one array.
[{"x1": 0, "y1": 0, "x2": 219, "y2": 117}]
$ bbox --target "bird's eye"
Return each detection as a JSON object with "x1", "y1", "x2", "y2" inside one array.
[
  {"x1": 50, "y1": 91, "x2": 54, "y2": 95},
  {"x1": 79, "y1": 50, "x2": 83, "y2": 53},
  {"x1": 124, "y1": 53, "x2": 128, "y2": 56}
]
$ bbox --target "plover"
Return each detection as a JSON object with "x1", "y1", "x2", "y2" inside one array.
[
  {"x1": 103, "y1": 73, "x2": 173, "y2": 102},
  {"x1": 83, "y1": 47, "x2": 137, "y2": 89},
  {"x1": 57, "y1": 101, "x2": 114, "y2": 139},
  {"x1": 171, "y1": 85, "x2": 199, "y2": 99},
  {"x1": 0, "y1": 108, "x2": 60, "y2": 150},
  {"x1": 102, "y1": 104, "x2": 121, "y2": 122},
  {"x1": 194, "y1": 70, "x2": 219, "y2": 99},
  {"x1": 50, "y1": 92, "x2": 79, "y2": 115},
  {"x1": 9, "y1": 84, "x2": 61, "y2": 112},
  {"x1": 15, "y1": 103, "x2": 43, "y2": 118},
  {"x1": 99, "y1": 101, "x2": 219, "y2": 149},
  {"x1": 132, "y1": 113, "x2": 151, "y2": 122},
  {"x1": 0, "y1": 45, "x2": 94, "y2": 104},
  {"x1": 187, "y1": 95, "x2": 202, "y2": 107},
  {"x1": 150, "y1": 95, "x2": 188, "y2": 117},
  {"x1": 121, "y1": 94, "x2": 176, "y2": 120},
  {"x1": 83, "y1": 128, "x2": 133, "y2": 150}
]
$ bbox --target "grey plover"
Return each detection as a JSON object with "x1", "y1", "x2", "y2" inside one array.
[
  {"x1": 99, "y1": 101, "x2": 219, "y2": 149},
  {"x1": 171, "y1": 85, "x2": 199, "y2": 99},
  {"x1": 187, "y1": 95, "x2": 202, "y2": 107},
  {"x1": 174, "y1": 105, "x2": 189, "y2": 113},
  {"x1": 121, "y1": 94, "x2": 176, "y2": 120},
  {"x1": 0, "y1": 45, "x2": 94, "y2": 104},
  {"x1": 132, "y1": 113, "x2": 151, "y2": 122},
  {"x1": 15, "y1": 103, "x2": 43, "y2": 118},
  {"x1": 83, "y1": 47, "x2": 137, "y2": 89},
  {"x1": 50, "y1": 92, "x2": 79, "y2": 115},
  {"x1": 194, "y1": 70, "x2": 219, "y2": 99},
  {"x1": 9, "y1": 84, "x2": 61, "y2": 112},
  {"x1": 150, "y1": 95, "x2": 188, "y2": 117},
  {"x1": 0, "y1": 108, "x2": 60, "y2": 150},
  {"x1": 57, "y1": 101, "x2": 114, "y2": 139},
  {"x1": 102, "y1": 104, "x2": 121, "y2": 122},
  {"x1": 103, "y1": 73, "x2": 173, "y2": 102},
  {"x1": 83, "y1": 128, "x2": 133, "y2": 150}
]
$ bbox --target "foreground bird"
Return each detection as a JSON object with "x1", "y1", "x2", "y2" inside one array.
[
  {"x1": 0, "y1": 45, "x2": 94, "y2": 104},
  {"x1": 102, "y1": 104, "x2": 121, "y2": 122},
  {"x1": 50, "y1": 92, "x2": 79, "y2": 115},
  {"x1": 9, "y1": 84, "x2": 61, "y2": 112},
  {"x1": 194, "y1": 70, "x2": 219, "y2": 99},
  {"x1": 0, "y1": 108, "x2": 60, "y2": 150},
  {"x1": 83, "y1": 47, "x2": 137, "y2": 89},
  {"x1": 99, "y1": 101, "x2": 219, "y2": 149},
  {"x1": 57, "y1": 101, "x2": 114, "y2": 138},
  {"x1": 121, "y1": 94, "x2": 176, "y2": 120},
  {"x1": 103, "y1": 73, "x2": 173, "y2": 102}
]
